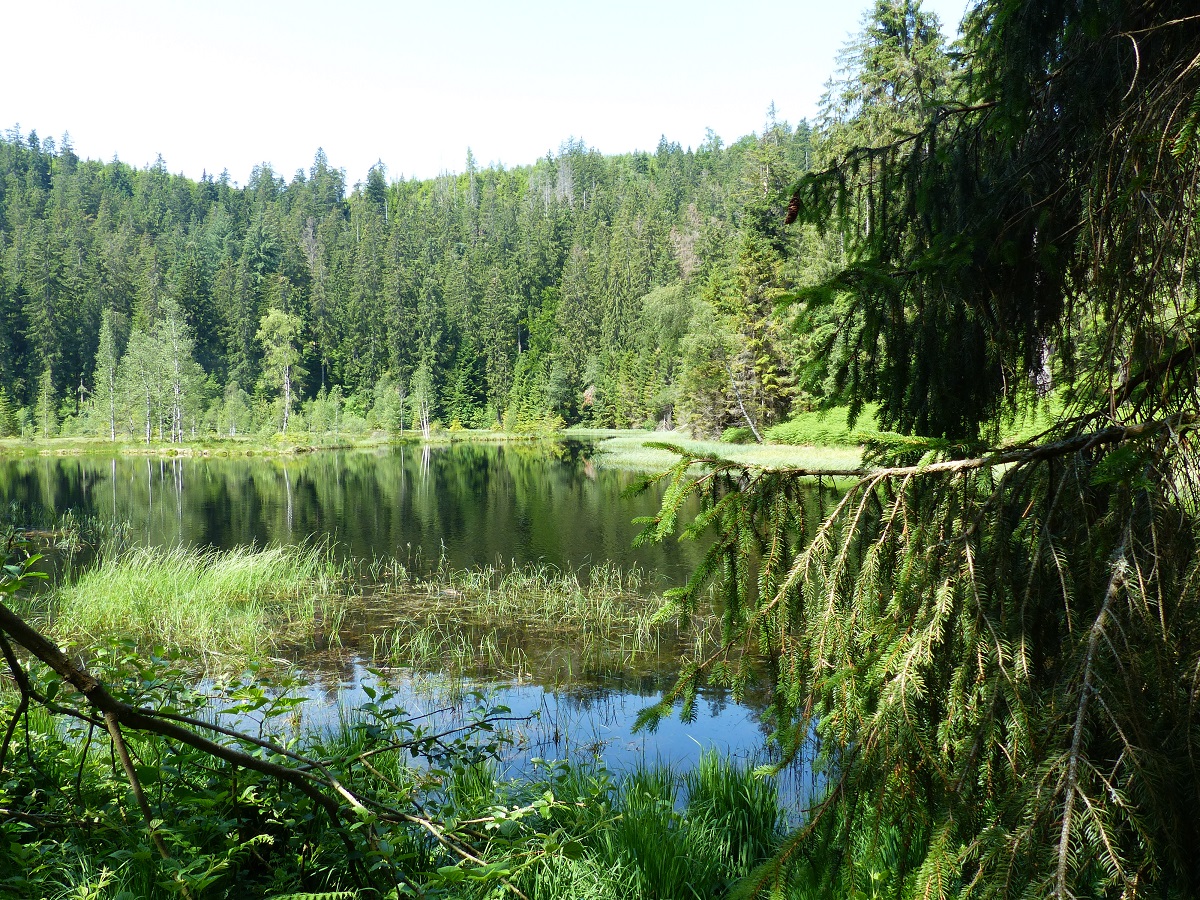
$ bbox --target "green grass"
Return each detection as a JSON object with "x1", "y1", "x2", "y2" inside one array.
[
  {"x1": 510, "y1": 753, "x2": 781, "y2": 899},
  {"x1": 369, "y1": 560, "x2": 712, "y2": 678},
  {"x1": 0, "y1": 427, "x2": 570, "y2": 459},
  {"x1": 372, "y1": 559, "x2": 663, "y2": 631},
  {"x1": 588, "y1": 395, "x2": 1071, "y2": 477},
  {"x1": 49, "y1": 543, "x2": 349, "y2": 661},
  {"x1": 589, "y1": 431, "x2": 863, "y2": 473},
  {"x1": 683, "y1": 748, "x2": 781, "y2": 875},
  {"x1": 373, "y1": 621, "x2": 533, "y2": 674},
  {"x1": 406, "y1": 560, "x2": 656, "y2": 630}
]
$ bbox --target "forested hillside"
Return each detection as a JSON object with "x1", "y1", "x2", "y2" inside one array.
[{"x1": 0, "y1": 117, "x2": 811, "y2": 440}]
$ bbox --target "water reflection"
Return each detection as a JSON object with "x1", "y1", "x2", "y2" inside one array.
[
  {"x1": 0, "y1": 444, "x2": 822, "y2": 792},
  {"x1": 0, "y1": 442, "x2": 703, "y2": 580},
  {"x1": 280, "y1": 657, "x2": 820, "y2": 816}
]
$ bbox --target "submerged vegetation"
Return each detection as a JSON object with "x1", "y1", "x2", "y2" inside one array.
[{"x1": 369, "y1": 559, "x2": 717, "y2": 679}]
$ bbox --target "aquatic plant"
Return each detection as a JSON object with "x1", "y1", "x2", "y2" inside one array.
[
  {"x1": 370, "y1": 559, "x2": 719, "y2": 680},
  {"x1": 50, "y1": 543, "x2": 349, "y2": 661}
]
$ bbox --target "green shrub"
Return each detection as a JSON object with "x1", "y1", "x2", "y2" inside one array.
[{"x1": 721, "y1": 425, "x2": 756, "y2": 444}]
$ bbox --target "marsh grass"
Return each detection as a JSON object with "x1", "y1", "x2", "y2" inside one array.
[
  {"x1": 683, "y1": 748, "x2": 781, "y2": 874},
  {"x1": 369, "y1": 560, "x2": 716, "y2": 678},
  {"x1": 506, "y1": 754, "x2": 781, "y2": 900},
  {"x1": 50, "y1": 543, "x2": 349, "y2": 661},
  {"x1": 412, "y1": 560, "x2": 654, "y2": 630},
  {"x1": 590, "y1": 431, "x2": 864, "y2": 473},
  {"x1": 373, "y1": 622, "x2": 533, "y2": 675}
]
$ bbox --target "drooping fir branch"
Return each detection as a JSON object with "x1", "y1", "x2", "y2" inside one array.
[{"x1": 634, "y1": 406, "x2": 1200, "y2": 897}]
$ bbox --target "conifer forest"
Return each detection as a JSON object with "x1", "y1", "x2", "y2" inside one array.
[
  {"x1": 5, "y1": 0, "x2": 1200, "y2": 898},
  {"x1": 0, "y1": 115, "x2": 811, "y2": 441}
]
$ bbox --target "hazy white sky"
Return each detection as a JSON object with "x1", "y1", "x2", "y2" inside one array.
[{"x1": 5, "y1": 0, "x2": 970, "y2": 185}]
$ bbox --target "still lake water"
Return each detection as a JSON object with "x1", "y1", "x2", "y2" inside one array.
[
  {"x1": 1, "y1": 442, "x2": 702, "y2": 578},
  {"x1": 1, "y1": 442, "x2": 805, "y2": 789}
]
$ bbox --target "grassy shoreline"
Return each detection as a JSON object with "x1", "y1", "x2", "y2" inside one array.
[
  {"x1": 1, "y1": 426, "x2": 867, "y2": 474},
  {"x1": 0, "y1": 428, "x2": 567, "y2": 459},
  {"x1": 580, "y1": 429, "x2": 863, "y2": 472}
]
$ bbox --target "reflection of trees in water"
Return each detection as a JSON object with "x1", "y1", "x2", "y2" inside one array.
[
  {"x1": 0, "y1": 448, "x2": 795, "y2": 760},
  {"x1": 0, "y1": 446, "x2": 707, "y2": 578}
]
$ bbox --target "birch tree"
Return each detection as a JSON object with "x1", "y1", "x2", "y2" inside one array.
[
  {"x1": 256, "y1": 308, "x2": 304, "y2": 435},
  {"x1": 90, "y1": 308, "x2": 126, "y2": 440}
]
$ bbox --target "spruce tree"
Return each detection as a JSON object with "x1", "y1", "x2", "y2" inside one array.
[
  {"x1": 641, "y1": 2, "x2": 1200, "y2": 897},
  {"x1": 34, "y1": 366, "x2": 56, "y2": 439},
  {"x1": 0, "y1": 387, "x2": 14, "y2": 437},
  {"x1": 91, "y1": 307, "x2": 124, "y2": 440}
]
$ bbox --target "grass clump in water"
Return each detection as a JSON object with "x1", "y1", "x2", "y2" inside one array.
[
  {"x1": 371, "y1": 560, "x2": 715, "y2": 678},
  {"x1": 421, "y1": 560, "x2": 654, "y2": 630},
  {"x1": 51, "y1": 543, "x2": 347, "y2": 661}
]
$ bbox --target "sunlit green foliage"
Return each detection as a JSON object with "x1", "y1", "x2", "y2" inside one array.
[
  {"x1": 50, "y1": 543, "x2": 346, "y2": 660},
  {"x1": 0, "y1": 123, "x2": 812, "y2": 441},
  {"x1": 637, "y1": 1, "x2": 1200, "y2": 897}
]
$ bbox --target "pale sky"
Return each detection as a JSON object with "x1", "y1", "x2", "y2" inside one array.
[{"x1": 5, "y1": 0, "x2": 971, "y2": 186}]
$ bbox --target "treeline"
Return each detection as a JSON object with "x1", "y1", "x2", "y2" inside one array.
[{"x1": 0, "y1": 116, "x2": 811, "y2": 441}]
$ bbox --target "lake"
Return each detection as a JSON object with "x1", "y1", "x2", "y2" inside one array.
[
  {"x1": 0, "y1": 441, "x2": 806, "y2": 788},
  {"x1": 0, "y1": 441, "x2": 703, "y2": 579}
]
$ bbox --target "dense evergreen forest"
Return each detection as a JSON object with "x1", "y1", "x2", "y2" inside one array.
[
  {"x1": 0, "y1": 114, "x2": 813, "y2": 441},
  {"x1": 9, "y1": 0, "x2": 1200, "y2": 897}
]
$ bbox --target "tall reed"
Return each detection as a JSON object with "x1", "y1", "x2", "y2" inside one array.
[{"x1": 51, "y1": 543, "x2": 348, "y2": 660}]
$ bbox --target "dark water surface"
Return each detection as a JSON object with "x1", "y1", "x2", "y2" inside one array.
[
  {"x1": 0, "y1": 441, "x2": 702, "y2": 581},
  {"x1": 0, "y1": 443, "x2": 804, "y2": 784}
]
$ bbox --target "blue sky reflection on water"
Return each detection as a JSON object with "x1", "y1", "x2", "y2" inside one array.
[{"x1": 285, "y1": 661, "x2": 821, "y2": 815}]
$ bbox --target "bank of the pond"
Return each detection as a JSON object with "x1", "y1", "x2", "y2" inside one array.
[
  {"x1": 0, "y1": 428, "x2": 574, "y2": 459},
  {"x1": 2, "y1": 424, "x2": 868, "y2": 472},
  {"x1": 579, "y1": 429, "x2": 864, "y2": 473},
  {"x1": 0, "y1": 665, "x2": 788, "y2": 900}
]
